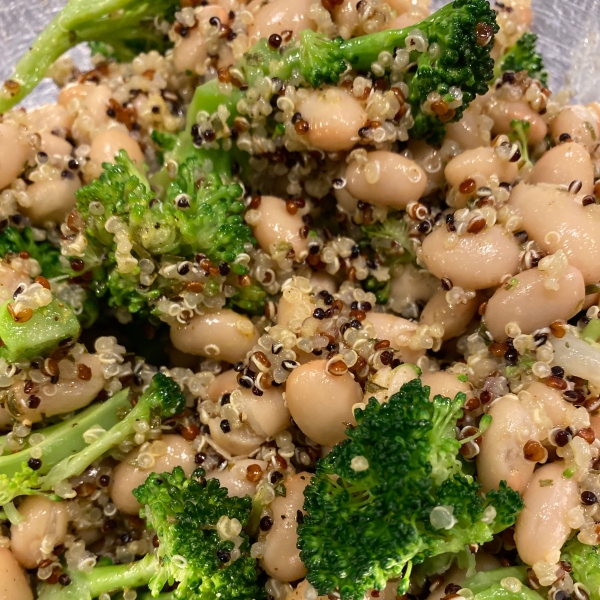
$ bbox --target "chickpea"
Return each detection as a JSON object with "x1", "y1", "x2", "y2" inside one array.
[
  {"x1": 22, "y1": 175, "x2": 80, "y2": 225},
  {"x1": 509, "y1": 182, "x2": 600, "y2": 284},
  {"x1": 476, "y1": 395, "x2": 538, "y2": 494},
  {"x1": 170, "y1": 308, "x2": 260, "y2": 364},
  {"x1": 420, "y1": 371, "x2": 471, "y2": 402},
  {"x1": 529, "y1": 142, "x2": 594, "y2": 195},
  {"x1": 514, "y1": 462, "x2": 579, "y2": 565},
  {"x1": 207, "y1": 459, "x2": 268, "y2": 497},
  {"x1": 9, "y1": 354, "x2": 105, "y2": 423},
  {"x1": 421, "y1": 225, "x2": 521, "y2": 290},
  {"x1": 0, "y1": 548, "x2": 33, "y2": 600},
  {"x1": 420, "y1": 288, "x2": 480, "y2": 341},
  {"x1": 285, "y1": 360, "x2": 362, "y2": 446},
  {"x1": 487, "y1": 100, "x2": 547, "y2": 145},
  {"x1": 248, "y1": 0, "x2": 315, "y2": 44},
  {"x1": 261, "y1": 472, "x2": 312, "y2": 581},
  {"x1": 444, "y1": 147, "x2": 519, "y2": 189},
  {"x1": 209, "y1": 418, "x2": 266, "y2": 456},
  {"x1": 0, "y1": 123, "x2": 29, "y2": 190},
  {"x1": 298, "y1": 88, "x2": 367, "y2": 152},
  {"x1": 484, "y1": 265, "x2": 585, "y2": 341},
  {"x1": 207, "y1": 369, "x2": 239, "y2": 402},
  {"x1": 11, "y1": 496, "x2": 68, "y2": 569},
  {"x1": 550, "y1": 105, "x2": 600, "y2": 153},
  {"x1": 111, "y1": 435, "x2": 196, "y2": 514},
  {"x1": 173, "y1": 7, "x2": 230, "y2": 74},
  {"x1": 87, "y1": 128, "x2": 145, "y2": 180},
  {"x1": 345, "y1": 151, "x2": 428, "y2": 210},
  {"x1": 366, "y1": 312, "x2": 425, "y2": 364},
  {"x1": 252, "y1": 195, "x2": 309, "y2": 260}
]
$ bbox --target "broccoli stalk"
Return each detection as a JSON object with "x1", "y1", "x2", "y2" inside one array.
[
  {"x1": 462, "y1": 567, "x2": 546, "y2": 600},
  {"x1": 298, "y1": 379, "x2": 523, "y2": 600},
  {"x1": 0, "y1": 388, "x2": 131, "y2": 506},
  {"x1": 561, "y1": 538, "x2": 600, "y2": 600},
  {"x1": 494, "y1": 33, "x2": 548, "y2": 86},
  {"x1": 173, "y1": 0, "x2": 498, "y2": 148},
  {"x1": 0, "y1": 0, "x2": 178, "y2": 112},
  {"x1": 0, "y1": 373, "x2": 184, "y2": 505},
  {"x1": 0, "y1": 297, "x2": 80, "y2": 362},
  {"x1": 509, "y1": 119, "x2": 533, "y2": 166},
  {"x1": 38, "y1": 466, "x2": 262, "y2": 600}
]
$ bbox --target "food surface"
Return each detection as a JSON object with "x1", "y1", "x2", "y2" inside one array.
[{"x1": 0, "y1": 0, "x2": 599, "y2": 599}]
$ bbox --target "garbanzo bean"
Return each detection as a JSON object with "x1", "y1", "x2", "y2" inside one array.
[
  {"x1": 261, "y1": 472, "x2": 312, "y2": 581},
  {"x1": 285, "y1": 360, "x2": 361, "y2": 446}
]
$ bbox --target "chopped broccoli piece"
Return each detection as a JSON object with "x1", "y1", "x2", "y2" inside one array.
[
  {"x1": 228, "y1": 281, "x2": 268, "y2": 316},
  {"x1": 495, "y1": 33, "x2": 548, "y2": 86},
  {"x1": 0, "y1": 0, "x2": 178, "y2": 111},
  {"x1": 562, "y1": 538, "x2": 600, "y2": 600},
  {"x1": 0, "y1": 298, "x2": 80, "y2": 362},
  {"x1": 463, "y1": 566, "x2": 528, "y2": 594},
  {"x1": 38, "y1": 467, "x2": 262, "y2": 600},
  {"x1": 298, "y1": 379, "x2": 523, "y2": 600},
  {"x1": 361, "y1": 214, "x2": 415, "y2": 266},
  {"x1": 175, "y1": 0, "x2": 498, "y2": 148},
  {"x1": 0, "y1": 388, "x2": 131, "y2": 506},
  {"x1": 72, "y1": 150, "x2": 254, "y2": 313},
  {"x1": 41, "y1": 372, "x2": 185, "y2": 491},
  {"x1": 509, "y1": 119, "x2": 533, "y2": 166}
]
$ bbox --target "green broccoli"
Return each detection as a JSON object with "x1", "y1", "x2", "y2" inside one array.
[
  {"x1": 562, "y1": 538, "x2": 600, "y2": 600},
  {"x1": 509, "y1": 119, "x2": 533, "y2": 165},
  {"x1": 0, "y1": 0, "x2": 178, "y2": 112},
  {"x1": 38, "y1": 466, "x2": 262, "y2": 600},
  {"x1": 0, "y1": 373, "x2": 184, "y2": 505},
  {"x1": 495, "y1": 33, "x2": 548, "y2": 86},
  {"x1": 0, "y1": 297, "x2": 80, "y2": 363},
  {"x1": 228, "y1": 282, "x2": 268, "y2": 316},
  {"x1": 0, "y1": 388, "x2": 131, "y2": 506},
  {"x1": 297, "y1": 379, "x2": 523, "y2": 600},
  {"x1": 71, "y1": 149, "x2": 254, "y2": 314},
  {"x1": 360, "y1": 213, "x2": 415, "y2": 265},
  {"x1": 180, "y1": 0, "x2": 498, "y2": 147},
  {"x1": 462, "y1": 567, "x2": 546, "y2": 600}
]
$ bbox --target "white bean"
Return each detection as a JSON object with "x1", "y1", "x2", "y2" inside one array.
[
  {"x1": 209, "y1": 418, "x2": 266, "y2": 456},
  {"x1": 11, "y1": 496, "x2": 68, "y2": 569},
  {"x1": 486, "y1": 100, "x2": 547, "y2": 145},
  {"x1": 529, "y1": 142, "x2": 594, "y2": 195},
  {"x1": 170, "y1": 308, "x2": 260, "y2": 364},
  {"x1": 261, "y1": 472, "x2": 311, "y2": 581},
  {"x1": 388, "y1": 264, "x2": 439, "y2": 316},
  {"x1": 514, "y1": 462, "x2": 580, "y2": 565},
  {"x1": 0, "y1": 123, "x2": 29, "y2": 190},
  {"x1": 0, "y1": 548, "x2": 33, "y2": 600},
  {"x1": 550, "y1": 105, "x2": 600, "y2": 153},
  {"x1": 367, "y1": 312, "x2": 425, "y2": 363},
  {"x1": 420, "y1": 288, "x2": 480, "y2": 341},
  {"x1": 26, "y1": 104, "x2": 74, "y2": 134},
  {"x1": 207, "y1": 459, "x2": 268, "y2": 497},
  {"x1": 9, "y1": 354, "x2": 104, "y2": 423},
  {"x1": 285, "y1": 360, "x2": 362, "y2": 446},
  {"x1": 87, "y1": 128, "x2": 145, "y2": 180},
  {"x1": 287, "y1": 580, "x2": 329, "y2": 600},
  {"x1": 476, "y1": 395, "x2": 538, "y2": 494},
  {"x1": 484, "y1": 265, "x2": 585, "y2": 341},
  {"x1": 509, "y1": 182, "x2": 600, "y2": 284},
  {"x1": 0, "y1": 262, "x2": 30, "y2": 303},
  {"x1": 298, "y1": 88, "x2": 367, "y2": 152},
  {"x1": 22, "y1": 176, "x2": 80, "y2": 225},
  {"x1": 39, "y1": 132, "x2": 73, "y2": 158},
  {"x1": 111, "y1": 435, "x2": 196, "y2": 514},
  {"x1": 421, "y1": 225, "x2": 521, "y2": 290},
  {"x1": 525, "y1": 381, "x2": 573, "y2": 430},
  {"x1": 445, "y1": 108, "x2": 490, "y2": 150},
  {"x1": 345, "y1": 151, "x2": 428, "y2": 210},
  {"x1": 248, "y1": 0, "x2": 314, "y2": 44},
  {"x1": 252, "y1": 195, "x2": 309, "y2": 260},
  {"x1": 444, "y1": 147, "x2": 519, "y2": 189},
  {"x1": 366, "y1": 363, "x2": 420, "y2": 404},
  {"x1": 207, "y1": 369, "x2": 239, "y2": 402},
  {"x1": 236, "y1": 385, "x2": 290, "y2": 437},
  {"x1": 420, "y1": 371, "x2": 471, "y2": 402}
]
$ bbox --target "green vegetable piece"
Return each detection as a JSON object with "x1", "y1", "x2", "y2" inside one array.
[
  {"x1": 562, "y1": 538, "x2": 600, "y2": 600},
  {"x1": 0, "y1": 298, "x2": 80, "y2": 362},
  {"x1": 495, "y1": 33, "x2": 548, "y2": 86},
  {"x1": 463, "y1": 566, "x2": 528, "y2": 594},
  {"x1": 474, "y1": 582, "x2": 545, "y2": 600}
]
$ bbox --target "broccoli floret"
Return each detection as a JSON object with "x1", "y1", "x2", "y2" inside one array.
[
  {"x1": 0, "y1": 388, "x2": 131, "y2": 506},
  {"x1": 228, "y1": 282, "x2": 268, "y2": 316},
  {"x1": 495, "y1": 33, "x2": 548, "y2": 86},
  {"x1": 0, "y1": 227, "x2": 63, "y2": 279},
  {"x1": 0, "y1": 297, "x2": 80, "y2": 362},
  {"x1": 0, "y1": 0, "x2": 178, "y2": 111},
  {"x1": 462, "y1": 567, "x2": 546, "y2": 600},
  {"x1": 562, "y1": 538, "x2": 600, "y2": 600},
  {"x1": 361, "y1": 214, "x2": 415, "y2": 266},
  {"x1": 38, "y1": 467, "x2": 262, "y2": 600},
  {"x1": 72, "y1": 150, "x2": 254, "y2": 314},
  {"x1": 177, "y1": 0, "x2": 498, "y2": 147},
  {"x1": 298, "y1": 379, "x2": 523, "y2": 600}
]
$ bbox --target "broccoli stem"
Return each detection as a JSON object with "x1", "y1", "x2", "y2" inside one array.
[
  {"x1": 582, "y1": 318, "x2": 600, "y2": 343},
  {"x1": 463, "y1": 566, "x2": 528, "y2": 594},
  {"x1": 0, "y1": 388, "x2": 130, "y2": 481},
  {"x1": 41, "y1": 374, "x2": 184, "y2": 490},
  {"x1": 0, "y1": 0, "x2": 176, "y2": 111}
]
